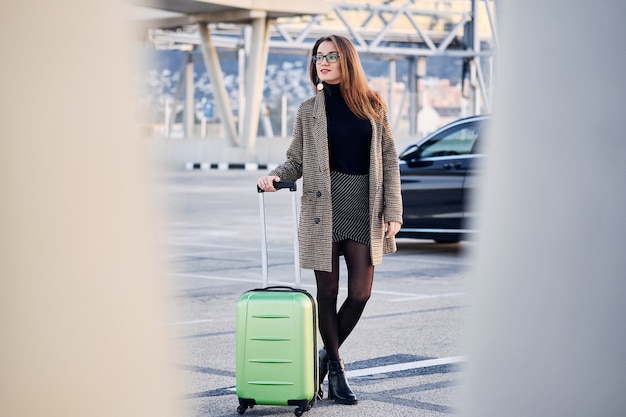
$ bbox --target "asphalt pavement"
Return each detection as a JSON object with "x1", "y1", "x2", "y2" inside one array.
[{"x1": 156, "y1": 169, "x2": 473, "y2": 417}]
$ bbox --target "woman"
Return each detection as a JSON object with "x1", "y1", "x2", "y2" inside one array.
[{"x1": 257, "y1": 35, "x2": 402, "y2": 405}]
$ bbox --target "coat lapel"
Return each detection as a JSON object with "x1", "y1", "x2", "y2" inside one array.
[
  {"x1": 369, "y1": 118, "x2": 382, "y2": 189},
  {"x1": 312, "y1": 93, "x2": 331, "y2": 191}
]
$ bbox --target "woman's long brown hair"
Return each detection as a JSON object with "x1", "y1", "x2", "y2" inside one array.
[{"x1": 309, "y1": 35, "x2": 386, "y2": 122}]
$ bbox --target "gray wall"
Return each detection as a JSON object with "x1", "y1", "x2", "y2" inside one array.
[{"x1": 461, "y1": 1, "x2": 626, "y2": 416}]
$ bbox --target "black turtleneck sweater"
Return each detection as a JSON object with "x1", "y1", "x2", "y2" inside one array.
[{"x1": 324, "y1": 83, "x2": 372, "y2": 175}]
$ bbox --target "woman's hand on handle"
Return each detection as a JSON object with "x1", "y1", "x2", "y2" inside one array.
[
  {"x1": 257, "y1": 175, "x2": 281, "y2": 192},
  {"x1": 385, "y1": 221, "x2": 401, "y2": 238}
]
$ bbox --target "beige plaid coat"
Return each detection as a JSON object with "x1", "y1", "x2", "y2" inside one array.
[{"x1": 269, "y1": 92, "x2": 403, "y2": 272}]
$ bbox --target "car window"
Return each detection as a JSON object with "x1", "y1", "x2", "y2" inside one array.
[{"x1": 420, "y1": 122, "x2": 480, "y2": 158}]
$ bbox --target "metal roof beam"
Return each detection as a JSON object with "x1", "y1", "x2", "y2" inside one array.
[{"x1": 146, "y1": 1, "x2": 498, "y2": 57}]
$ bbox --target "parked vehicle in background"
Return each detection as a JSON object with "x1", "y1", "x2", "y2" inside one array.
[{"x1": 397, "y1": 115, "x2": 490, "y2": 243}]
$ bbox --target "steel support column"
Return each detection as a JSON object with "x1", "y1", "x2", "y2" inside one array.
[
  {"x1": 198, "y1": 22, "x2": 239, "y2": 146},
  {"x1": 416, "y1": 56, "x2": 426, "y2": 136},
  {"x1": 407, "y1": 56, "x2": 426, "y2": 136},
  {"x1": 388, "y1": 59, "x2": 396, "y2": 126},
  {"x1": 237, "y1": 45, "x2": 246, "y2": 137},
  {"x1": 241, "y1": 15, "x2": 275, "y2": 153},
  {"x1": 470, "y1": 0, "x2": 481, "y2": 114},
  {"x1": 184, "y1": 54, "x2": 194, "y2": 137},
  {"x1": 407, "y1": 57, "x2": 417, "y2": 135}
]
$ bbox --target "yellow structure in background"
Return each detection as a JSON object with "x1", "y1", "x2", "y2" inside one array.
[{"x1": 285, "y1": 0, "x2": 496, "y2": 39}]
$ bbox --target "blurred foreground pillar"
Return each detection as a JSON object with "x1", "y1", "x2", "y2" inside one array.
[
  {"x1": 462, "y1": 1, "x2": 626, "y2": 416},
  {"x1": 0, "y1": 1, "x2": 179, "y2": 417}
]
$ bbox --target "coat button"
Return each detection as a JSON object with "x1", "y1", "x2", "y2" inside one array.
[
  {"x1": 314, "y1": 217, "x2": 320, "y2": 224},
  {"x1": 316, "y1": 191, "x2": 322, "y2": 197},
  {"x1": 378, "y1": 212, "x2": 384, "y2": 219}
]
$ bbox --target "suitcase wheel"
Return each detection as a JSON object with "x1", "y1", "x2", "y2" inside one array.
[
  {"x1": 237, "y1": 404, "x2": 255, "y2": 415},
  {"x1": 293, "y1": 398, "x2": 314, "y2": 416},
  {"x1": 237, "y1": 399, "x2": 255, "y2": 415}
]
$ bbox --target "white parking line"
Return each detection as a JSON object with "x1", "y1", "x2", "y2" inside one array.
[
  {"x1": 171, "y1": 272, "x2": 464, "y2": 301},
  {"x1": 347, "y1": 356, "x2": 466, "y2": 378},
  {"x1": 224, "y1": 356, "x2": 465, "y2": 392},
  {"x1": 171, "y1": 272, "x2": 292, "y2": 286},
  {"x1": 390, "y1": 292, "x2": 466, "y2": 302}
]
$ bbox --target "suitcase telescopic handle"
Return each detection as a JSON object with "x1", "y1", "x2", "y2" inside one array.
[
  {"x1": 257, "y1": 181, "x2": 297, "y2": 193},
  {"x1": 257, "y1": 181, "x2": 301, "y2": 288}
]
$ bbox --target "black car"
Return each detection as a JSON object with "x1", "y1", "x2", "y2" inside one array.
[{"x1": 397, "y1": 115, "x2": 489, "y2": 243}]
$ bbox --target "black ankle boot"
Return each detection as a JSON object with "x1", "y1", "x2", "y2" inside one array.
[
  {"x1": 327, "y1": 360, "x2": 358, "y2": 405},
  {"x1": 317, "y1": 348, "x2": 328, "y2": 399}
]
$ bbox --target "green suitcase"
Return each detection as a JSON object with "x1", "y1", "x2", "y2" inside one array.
[
  {"x1": 236, "y1": 287, "x2": 318, "y2": 415},
  {"x1": 236, "y1": 182, "x2": 318, "y2": 416}
]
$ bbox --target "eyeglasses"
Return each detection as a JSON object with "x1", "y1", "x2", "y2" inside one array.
[{"x1": 312, "y1": 53, "x2": 340, "y2": 64}]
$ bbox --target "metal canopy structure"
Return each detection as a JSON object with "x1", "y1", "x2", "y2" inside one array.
[
  {"x1": 134, "y1": 0, "x2": 326, "y2": 24},
  {"x1": 133, "y1": 0, "x2": 332, "y2": 158},
  {"x1": 132, "y1": 0, "x2": 497, "y2": 157}
]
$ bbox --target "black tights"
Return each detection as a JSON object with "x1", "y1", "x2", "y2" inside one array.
[{"x1": 314, "y1": 239, "x2": 374, "y2": 362}]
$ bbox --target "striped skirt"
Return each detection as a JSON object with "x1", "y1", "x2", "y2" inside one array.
[{"x1": 331, "y1": 171, "x2": 370, "y2": 245}]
